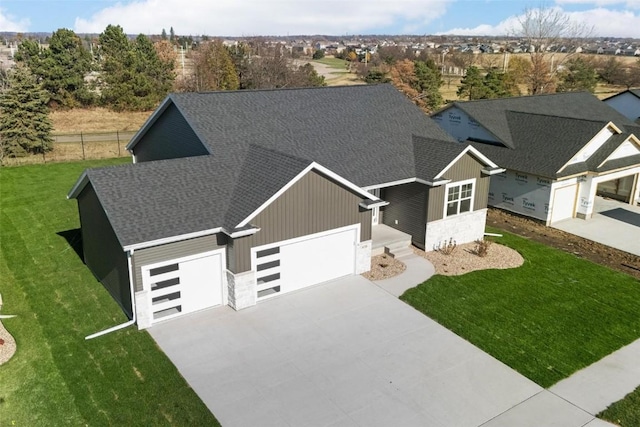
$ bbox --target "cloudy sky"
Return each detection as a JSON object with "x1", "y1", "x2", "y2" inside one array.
[{"x1": 2, "y1": 0, "x2": 640, "y2": 38}]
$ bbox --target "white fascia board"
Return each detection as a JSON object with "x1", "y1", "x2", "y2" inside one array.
[
  {"x1": 434, "y1": 145, "x2": 499, "y2": 180},
  {"x1": 422, "y1": 178, "x2": 451, "y2": 187},
  {"x1": 482, "y1": 167, "x2": 507, "y2": 175},
  {"x1": 363, "y1": 177, "x2": 419, "y2": 190},
  {"x1": 126, "y1": 96, "x2": 173, "y2": 151},
  {"x1": 236, "y1": 162, "x2": 381, "y2": 228},
  {"x1": 123, "y1": 228, "x2": 222, "y2": 251},
  {"x1": 359, "y1": 200, "x2": 390, "y2": 210},
  {"x1": 224, "y1": 227, "x2": 261, "y2": 238},
  {"x1": 67, "y1": 172, "x2": 89, "y2": 199}
]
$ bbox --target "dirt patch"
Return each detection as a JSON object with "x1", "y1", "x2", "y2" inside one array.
[
  {"x1": 487, "y1": 208, "x2": 640, "y2": 280},
  {"x1": 362, "y1": 253, "x2": 406, "y2": 281},
  {"x1": 414, "y1": 241, "x2": 524, "y2": 276}
]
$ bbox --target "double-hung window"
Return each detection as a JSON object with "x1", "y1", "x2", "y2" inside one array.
[{"x1": 445, "y1": 179, "x2": 474, "y2": 217}]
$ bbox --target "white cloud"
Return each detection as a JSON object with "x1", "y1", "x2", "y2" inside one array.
[
  {"x1": 0, "y1": 8, "x2": 30, "y2": 32},
  {"x1": 439, "y1": 7, "x2": 640, "y2": 38},
  {"x1": 555, "y1": 0, "x2": 640, "y2": 8},
  {"x1": 74, "y1": 0, "x2": 454, "y2": 36}
]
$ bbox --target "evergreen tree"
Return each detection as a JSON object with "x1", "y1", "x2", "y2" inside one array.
[
  {"x1": 161, "y1": 28, "x2": 167, "y2": 40},
  {"x1": 169, "y1": 27, "x2": 175, "y2": 43},
  {"x1": 557, "y1": 57, "x2": 598, "y2": 93},
  {"x1": 98, "y1": 26, "x2": 174, "y2": 110},
  {"x1": 413, "y1": 60, "x2": 444, "y2": 111},
  {"x1": 483, "y1": 70, "x2": 514, "y2": 99},
  {"x1": 457, "y1": 66, "x2": 488, "y2": 100},
  {"x1": 0, "y1": 67, "x2": 53, "y2": 158},
  {"x1": 15, "y1": 29, "x2": 94, "y2": 108}
]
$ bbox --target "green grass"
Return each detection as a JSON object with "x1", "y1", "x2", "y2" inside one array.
[
  {"x1": 599, "y1": 385, "x2": 640, "y2": 426},
  {"x1": 0, "y1": 159, "x2": 219, "y2": 426},
  {"x1": 312, "y1": 57, "x2": 349, "y2": 69},
  {"x1": 401, "y1": 229, "x2": 640, "y2": 388}
]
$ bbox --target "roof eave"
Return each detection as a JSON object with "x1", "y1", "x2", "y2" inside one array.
[
  {"x1": 126, "y1": 95, "x2": 174, "y2": 152},
  {"x1": 67, "y1": 171, "x2": 89, "y2": 199}
]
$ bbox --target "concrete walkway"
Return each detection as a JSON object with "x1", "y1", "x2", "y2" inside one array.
[
  {"x1": 372, "y1": 253, "x2": 435, "y2": 296},
  {"x1": 553, "y1": 196, "x2": 640, "y2": 256}
]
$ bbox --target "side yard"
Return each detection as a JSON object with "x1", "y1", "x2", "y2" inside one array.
[
  {"x1": 402, "y1": 229, "x2": 640, "y2": 389},
  {"x1": 0, "y1": 160, "x2": 219, "y2": 425}
]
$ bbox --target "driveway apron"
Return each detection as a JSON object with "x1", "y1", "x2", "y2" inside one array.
[{"x1": 150, "y1": 276, "x2": 547, "y2": 427}]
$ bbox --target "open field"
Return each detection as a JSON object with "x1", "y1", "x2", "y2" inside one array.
[
  {"x1": 401, "y1": 228, "x2": 640, "y2": 388},
  {"x1": 50, "y1": 108, "x2": 151, "y2": 133},
  {"x1": 0, "y1": 159, "x2": 219, "y2": 425},
  {"x1": 308, "y1": 58, "x2": 363, "y2": 86}
]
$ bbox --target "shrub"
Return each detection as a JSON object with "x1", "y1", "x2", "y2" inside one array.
[
  {"x1": 473, "y1": 239, "x2": 492, "y2": 257},
  {"x1": 436, "y1": 238, "x2": 457, "y2": 255}
]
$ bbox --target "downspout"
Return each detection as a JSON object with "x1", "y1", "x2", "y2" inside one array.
[{"x1": 85, "y1": 249, "x2": 137, "y2": 340}]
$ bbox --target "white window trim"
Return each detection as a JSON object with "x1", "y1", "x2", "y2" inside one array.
[{"x1": 443, "y1": 178, "x2": 476, "y2": 218}]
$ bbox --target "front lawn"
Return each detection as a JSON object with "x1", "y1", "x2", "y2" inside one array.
[
  {"x1": 401, "y1": 230, "x2": 640, "y2": 388},
  {"x1": 599, "y1": 385, "x2": 640, "y2": 426},
  {"x1": 0, "y1": 160, "x2": 219, "y2": 426}
]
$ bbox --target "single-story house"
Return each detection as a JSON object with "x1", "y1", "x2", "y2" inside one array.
[
  {"x1": 68, "y1": 84, "x2": 502, "y2": 329},
  {"x1": 604, "y1": 89, "x2": 640, "y2": 123},
  {"x1": 432, "y1": 92, "x2": 640, "y2": 225}
]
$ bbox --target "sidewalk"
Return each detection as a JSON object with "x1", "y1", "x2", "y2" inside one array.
[
  {"x1": 550, "y1": 337, "x2": 640, "y2": 415},
  {"x1": 371, "y1": 251, "x2": 637, "y2": 426}
]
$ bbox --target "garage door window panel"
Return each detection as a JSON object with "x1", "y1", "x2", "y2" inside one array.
[
  {"x1": 141, "y1": 250, "x2": 225, "y2": 324},
  {"x1": 252, "y1": 226, "x2": 358, "y2": 301}
]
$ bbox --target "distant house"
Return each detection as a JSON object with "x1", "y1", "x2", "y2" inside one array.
[
  {"x1": 604, "y1": 89, "x2": 640, "y2": 123},
  {"x1": 432, "y1": 92, "x2": 640, "y2": 225},
  {"x1": 68, "y1": 85, "x2": 501, "y2": 328}
]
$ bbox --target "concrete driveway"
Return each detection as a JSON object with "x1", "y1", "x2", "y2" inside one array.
[
  {"x1": 553, "y1": 196, "x2": 640, "y2": 256},
  {"x1": 149, "y1": 276, "x2": 550, "y2": 426}
]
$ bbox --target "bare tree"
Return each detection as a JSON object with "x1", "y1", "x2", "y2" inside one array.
[{"x1": 512, "y1": 6, "x2": 594, "y2": 94}]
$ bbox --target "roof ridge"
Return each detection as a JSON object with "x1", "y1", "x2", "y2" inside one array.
[
  {"x1": 453, "y1": 91, "x2": 591, "y2": 106},
  {"x1": 171, "y1": 83, "x2": 388, "y2": 97},
  {"x1": 504, "y1": 110, "x2": 611, "y2": 125}
]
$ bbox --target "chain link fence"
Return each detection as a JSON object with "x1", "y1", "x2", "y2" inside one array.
[{"x1": 2, "y1": 131, "x2": 138, "y2": 166}]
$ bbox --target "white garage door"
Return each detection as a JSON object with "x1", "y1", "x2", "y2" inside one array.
[
  {"x1": 142, "y1": 250, "x2": 224, "y2": 323},
  {"x1": 551, "y1": 184, "x2": 577, "y2": 224},
  {"x1": 253, "y1": 226, "x2": 358, "y2": 300}
]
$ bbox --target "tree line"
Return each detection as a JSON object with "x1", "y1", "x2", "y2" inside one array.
[{"x1": 0, "y1": 26, "x2": 326, "y2": 158}]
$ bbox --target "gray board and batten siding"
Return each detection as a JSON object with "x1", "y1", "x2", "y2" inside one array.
[
  {"x1": 381, "y1": 183, "x2": 428, "y2": 247},
  {"x1": 231, "y1": 170, "x2": 372, "y2": 273},
  {"x1": 380, "y1": 153, "x2": 490, "y2": 248},
  {"x1": 131, "y1": 234, "x2": 227, "y2": 292},
  {"x1": 133, "y1": 102, "x2": 208, "y2": 162},
  {"x1": 76, "y1": 184, "x2": 133, "y2": 317},
  {"x1": 427, "y1": 152, "x2": 490, "y2": 222}
]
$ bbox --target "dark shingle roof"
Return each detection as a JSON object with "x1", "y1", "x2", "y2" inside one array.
[
  {"x1": 412, "y1": 136, "x2": 474, "y2": 181},
  {"x1": 169, "y1": 84, "x2": 456, "y2": 187},
  {"x1": 451, "y1": 91, "x2": 639, "y2": 150},
  {"x1": 85, "y1": 155, "x2": 237, "y2": 248},
  {"x1": 77, "y1": 85, "x2": 480, "y2": 248},
  {"x1": 467, "y1": 113, "x2": 639, "y2": 178}
]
